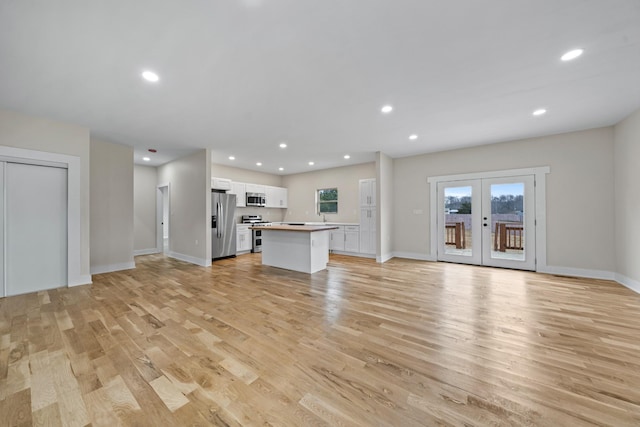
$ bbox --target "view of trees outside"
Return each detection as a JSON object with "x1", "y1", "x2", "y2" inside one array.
[
  {"x1": 445, "y1": 194, "x2": 523, "y2": 215},
  {"x1": 318, "y1": 188, "x2": 338, "y2": 213}
]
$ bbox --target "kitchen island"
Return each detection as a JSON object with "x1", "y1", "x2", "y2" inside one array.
[{"x1": 250, "y1": 224, "x2": 339, "y2": 274}]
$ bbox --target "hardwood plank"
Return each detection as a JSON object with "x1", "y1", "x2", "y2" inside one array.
[{"x1": 1, "y1": 253, "x2": 640, "y2": 425}]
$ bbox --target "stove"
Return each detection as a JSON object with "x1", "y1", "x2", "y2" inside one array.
[{"x1": 241, "y1": 215, "x2": 271, "y2": 252}]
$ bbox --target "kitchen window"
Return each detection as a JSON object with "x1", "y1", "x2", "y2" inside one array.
[{"x1": 317, "y1": 187, "x2": 338, "y2": 214}]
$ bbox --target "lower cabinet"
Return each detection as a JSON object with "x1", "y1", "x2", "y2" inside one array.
[
  {"x1": 360, "y1": 208, "x2": 376, "y2": 255},
  {"x1": 236, "y1": 225, "x2": 252, "y2": 253},
  {"x1": 330, "y1": 225, "x2": 360, "y2": 253},
  {"x1": 330, "y1": 227, "x2": 345, "y2": 251},
  {"x1": 344, "y1": 226, "x2": 360, "y2": 252}
]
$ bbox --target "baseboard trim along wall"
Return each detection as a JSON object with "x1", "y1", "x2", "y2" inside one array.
[
  {"x1": 537, "y1": 265, "x2": 616, "y2": 281},
  {"x1": 615, "y1": 273, "x2": 640, "y2": 294},
  {"x1": 68, "y1": 274, "x2": 93, "y2": 287},
  {"x1": 90, "y1": 261, "x2": 136, "y2": 275},
  {"x1": 392, "y1": 251, "x2": 437, "y2": 262},
  {"x1": 168, "y1": 251, "x2": 212, "y2": 267},
  {"x1": 134, "y1": 248, "x2": 161, "y2": 256}
]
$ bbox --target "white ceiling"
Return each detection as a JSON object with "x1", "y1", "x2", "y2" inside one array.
[{"x1": 1, "y1": 1, "x2": 639, "y2": 174}]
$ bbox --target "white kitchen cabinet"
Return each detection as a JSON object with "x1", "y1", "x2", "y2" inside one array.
[
  {"x1": 265, "y1": 186, "x2": 288, "y2": 208},
  {"x1": 245, "y1": 183, "x2": 266, "y2": 194},
  {"x1": 230, "y1": 182, "x2": 246, "y2": 207},
  {"x1": 330, "y1": 226, "x2": 345, "y2": 251},
  {"x1": 236, "y1": 225, "x2": 252, "y2": 253},
  {"x1": 344, "y1": 225, "x2": 360, "y2": 252},
  {"x1": 212, "y1": 177, "x2": 232, "y2": 191},
  {"x1": 360, "y1": 208, "x2": 376, "y2": 255},
  {"x1": 359, "y1": 179, "x2": 376, "y2": 207}
]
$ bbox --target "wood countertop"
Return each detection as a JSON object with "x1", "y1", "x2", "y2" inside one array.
[{"x1": 249, "y1": 225, "x2": 339, "y2": 232}]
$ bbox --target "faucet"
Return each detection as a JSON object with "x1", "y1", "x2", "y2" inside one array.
[{"x1": 322, "y1": 214, "x2": 326, "y2": 223}]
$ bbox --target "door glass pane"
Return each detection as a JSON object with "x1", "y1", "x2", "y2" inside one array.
[
  {"x1": 490, "y1": 183, "x2": 525, "y2": 261},
  {"x1": 444, "y1": 186, "x2": 472, "y2": 256}
]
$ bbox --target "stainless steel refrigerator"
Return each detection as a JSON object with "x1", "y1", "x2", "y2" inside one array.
[{"x1": 211, "y1": 191, "x2": 237, "y2": 260}]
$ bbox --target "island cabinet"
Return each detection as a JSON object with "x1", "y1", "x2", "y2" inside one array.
[
  {"x1": 265, "y1": 186, "x2": 288, "y2": 208},
  {"x1": 252, "y1": 225, "x2": 338, "y2": 274},
  {"x1": 236, "y1": 224, "x2": 252, "y2": 253}
]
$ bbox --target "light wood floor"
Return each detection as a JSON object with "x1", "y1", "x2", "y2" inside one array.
[{"x1": 1, "y1": 254, "x2": 640, "y2": 426}]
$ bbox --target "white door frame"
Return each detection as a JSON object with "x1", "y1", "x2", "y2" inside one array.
[
  {"x1": 156, "y1": 183, "x2": 170, "y2": 253},
  {"x1": 428, "y1": 167, "x2": 550, "y2": 271},
  {"x1": 0, "y1": 146, "x2": 84, "y2": 288}
]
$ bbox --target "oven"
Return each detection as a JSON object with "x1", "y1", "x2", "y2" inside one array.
[{"x1": 241, "y1": 215, "x2": 271, "y2": 253}]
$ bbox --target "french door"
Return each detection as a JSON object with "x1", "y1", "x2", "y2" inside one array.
[{"x1": 437, "y1": 175, "x2": 536, "y2": 270}]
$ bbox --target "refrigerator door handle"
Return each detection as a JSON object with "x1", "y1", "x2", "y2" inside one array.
[
  {"x1": 219, "y1": 203, "x2": 224, "y2": 238},
  {"x1": 216, "y1": 202, "x2": 221, "y2": 238}
]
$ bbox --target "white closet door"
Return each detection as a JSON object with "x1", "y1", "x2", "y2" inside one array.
[
  {"x1": 6, "y1": 163, "x2": 67, "y2": 296},
  {"x1": 0, "y1": 162, "x2": 4, "y2": 298}
]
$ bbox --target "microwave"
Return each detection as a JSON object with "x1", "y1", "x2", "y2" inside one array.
[{"x1": 246, "y1": 192, "x2": 266, "y2": 207}]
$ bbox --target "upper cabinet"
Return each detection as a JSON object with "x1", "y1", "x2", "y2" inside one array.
[
  {"x1": 211, "y1": 177, "x2": 232, "y2": 191},
  {"x1": 359, "y1": 178, "x2": 376, "y2": 207},
  {"x1": 265, "y1": 186, "x2": 288, "y2": 208},
  {"x1": 229, "y1": 182, "x2": 246, "y2": 207},
  {"x1": 245, "y1": 183, "x2": 266, "y2": 194}
]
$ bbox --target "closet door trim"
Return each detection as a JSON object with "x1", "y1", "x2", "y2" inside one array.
[{"x1": 0, "y1": 145, "x2": 84, "y2": 288}]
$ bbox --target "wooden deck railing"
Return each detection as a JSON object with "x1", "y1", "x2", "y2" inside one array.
[{"x1": 494, "y1": 222, "x2": 524, "y2": 252}]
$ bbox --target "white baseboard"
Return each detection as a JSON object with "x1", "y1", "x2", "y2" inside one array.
[
  {"x1": 392, "y1": 251, "x2": 437, "y2": 262},
  {"x1": 537, "y1": 265, "x2": 616, "y2": 281},
  {"x1": 134, "y1": 248, "x2": 161, "y2": 256},
  {"x1": 68, "y1": 274, "x2": 92, "y2": 287},
  {"x1": 90, "y1": 261, "x2": 136, "y2": 275},
  {"x1": 615, "y1": 273, "x2": 640, "y2": 294},
  {"x1": 168, "y1": 251, "x2": 211, "y2": 267},
  {"x1": 377, "y1": 252, "x2": 394, "y2": 263}
]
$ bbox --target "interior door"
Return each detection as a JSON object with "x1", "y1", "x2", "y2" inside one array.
[
  {"x1": 6, "y1": 162, "x2": 68, "y2": 296},
  {"x1": 437, "y1": 175, "x2": 536, "y2": 271},
  {"x1": 0, "y1": 162, "x2": 4, "y2": 298}
]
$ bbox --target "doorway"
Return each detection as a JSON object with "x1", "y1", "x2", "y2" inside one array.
[
  {"x1": 157, "y1": 184, "x2": 170, "y2": 254},
  {"x1": 429, "y1": 168, "x2": 549, "y2": 271}
]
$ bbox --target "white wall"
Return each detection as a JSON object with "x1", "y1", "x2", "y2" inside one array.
[
  {"x1": 377, "y1": 153, "x2": 394, "y2": 262},
  {"x1": 89, "y1": 137, "x2": 134, "y2": 274},
  {"x1": 282, "y1": 162, "x2": 376, "y2": 223},
  {"x1": 393, "y1": 127, "x2": 616, "y2": 273},
  {"x1": 133, "y1": 165, "x2": 158, "y2": 255},
  {"x1": 613, "y1": 108, "x2": 640, "y2": 290},
  {"x1": 159, "y1": 149, "x2": 211, "y2": 266},
  {"x1": 0, "y1": 108, "x2": 91, "y2": 283}
]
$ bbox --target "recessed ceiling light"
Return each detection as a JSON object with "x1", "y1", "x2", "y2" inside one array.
[
  {"x1": 256, "y1": 162, "x2": 262, "y2": 166},
  {"x1": 381, "y1": 105, "x2": 393, "y2": 114},
  {"x1": 142, "y1": 157, "x2": 150, "y2": 162},
  {"x1": 533, "y1": 108, "x2": 547, "y2": 116},
  {"x1": 278, "y1": 167, "x2": 284, "y2": 171},
  {"x1": 308, "y1": 161, "x2": 315, "y2": 166},
  {"x1": 279, "y1": 142, "x2": 287, "y2": 148},
  {"x1": 228, "y1": 156, "x2": 235, "y2": 160},
  {"x1": 141, "y1": 70, "x2": 159, "y2": 82},
  {"x1": 561, "y1": 49, "x2": 584, "y2": 61},
  {"x1": 344, "y1": 154, "x2": 351, "y2": 159},
  {"x1": 409, "y1": 134, "x2": 418, "y2": 140}
]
